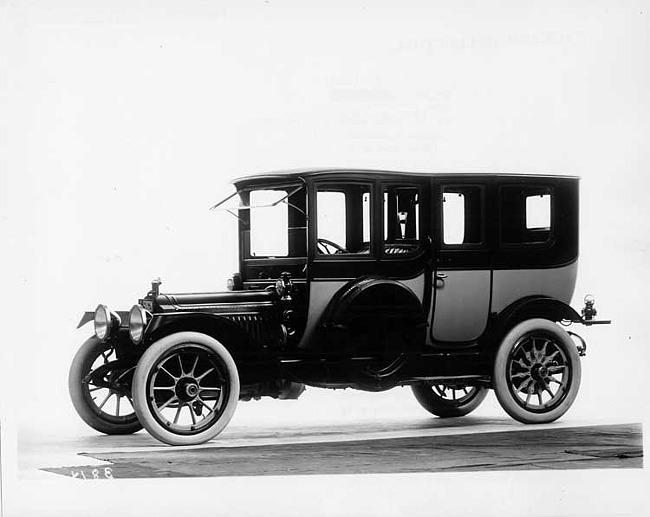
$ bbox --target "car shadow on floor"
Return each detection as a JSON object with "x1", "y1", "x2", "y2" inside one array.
[{"x1": 39, "y1": 422, "x2": 643, "y2": 479}]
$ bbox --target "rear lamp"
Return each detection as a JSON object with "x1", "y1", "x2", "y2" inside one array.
[
  {"x1": 582, "y1": 294, "x2": 597, "y2": 321},
  {"x1": 129, "y1": 305, "x2": 149, "y2": 344}
]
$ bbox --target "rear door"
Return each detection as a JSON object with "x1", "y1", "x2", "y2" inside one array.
[{"x1": 430, "y1": 181, "x2": 492, "y2": 343}]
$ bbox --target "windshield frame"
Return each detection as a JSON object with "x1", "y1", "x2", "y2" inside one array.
[
  {"x1": 211, "y1": 184, "x2": 305, "y2": 217},
  {"x1": 225, "y1": 182, "x2": 308, "y2": 261}
]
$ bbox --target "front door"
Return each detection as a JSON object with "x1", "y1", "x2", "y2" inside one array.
[{"x1": 430, "y1": 183, "x2": 491, "y2": 343}]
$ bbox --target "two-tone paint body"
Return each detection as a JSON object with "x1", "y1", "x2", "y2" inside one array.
[{"x1": 80, "y1": 169, "x2": 591, "y2": 397}]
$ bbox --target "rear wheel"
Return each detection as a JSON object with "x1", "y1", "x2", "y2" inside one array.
[
  {"x1": 132, "y1": 332, "x2": 240, "y2": 446},
  {"x1": 412, "y1": 383, "x2": 487, "y2": 417},
  {"x1": 493, "y1": 318, "x2": 581, "y2": 424},
  {"x1": 69, "y1": 336, "x2": 142, "y2": 435}
]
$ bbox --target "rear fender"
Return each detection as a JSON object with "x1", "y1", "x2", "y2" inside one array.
[{"x1": 487, "y1": 296, "x2": 582, "y2": 347}]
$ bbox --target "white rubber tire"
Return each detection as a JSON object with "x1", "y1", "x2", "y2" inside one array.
[
  {"x1": 69, "y1": 336, "x2": 143, "y2": 435},
  {"x1": 412, "y1": 384, "x2": 488, "y2": 418},
  {"x1": 132, "y1": 332, "x2": 240, "y2": 446},
  {"x1": 493, "y1": 318, "x2": 581, "y2": 424}
]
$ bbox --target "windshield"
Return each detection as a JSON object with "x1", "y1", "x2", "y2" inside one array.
[{"x1": 213, "y1": 184, "x2": 307, "y2": 259}]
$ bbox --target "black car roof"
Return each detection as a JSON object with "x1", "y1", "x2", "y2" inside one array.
[{"x1": 232, "y1": 167, "x2": 579, "y2": 186}]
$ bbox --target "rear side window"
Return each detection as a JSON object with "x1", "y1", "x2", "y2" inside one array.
[
  {"x1": 501, "y1": 186, "x2": 553, "y2": 244},
  {"x1": 526, "y1": 193, "x2": 551, "y2": 230},
  {"x1": 442, "y1": 186, "x2": 483, "y2": 246}
]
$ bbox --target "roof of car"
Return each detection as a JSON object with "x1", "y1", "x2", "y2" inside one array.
[{"x1": 232, "y1": 167, "x2": 579, "y2": 185}]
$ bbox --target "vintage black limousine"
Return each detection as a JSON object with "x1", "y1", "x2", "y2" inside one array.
[{"x1": 70, "y1": 168, "x2": 609, "y2": 445}]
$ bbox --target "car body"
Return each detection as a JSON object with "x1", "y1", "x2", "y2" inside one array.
[{"x1": 70, "y1": 168, "x2": 609, "y2": 445}]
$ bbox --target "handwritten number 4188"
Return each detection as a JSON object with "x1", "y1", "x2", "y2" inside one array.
[{"x1": 70, "y1": 467, "x2": 114, "y2": 479}]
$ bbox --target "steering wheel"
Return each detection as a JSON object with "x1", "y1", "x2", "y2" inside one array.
[{"x1": 317, "y1": 238, "x2": 348, "y2": 255}]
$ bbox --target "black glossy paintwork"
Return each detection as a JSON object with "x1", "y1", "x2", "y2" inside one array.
[
  {"x1": 224, "y1": 169, "x2": 581, "y2": 387},
  {"x1": 233, "y1": 170, "x2": 578, "y2": 281},
  {"x1": 82, "y1": 169, "x2": 586, "y2": 395},
  {"x1": 158, "y1": 290, "x2": 276, "y2": 307}
]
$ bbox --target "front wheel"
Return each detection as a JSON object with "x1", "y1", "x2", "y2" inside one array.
[
  {"x1": 132, "y1": 332, "x2": 240, "y2": 446},
  {"x1": 493, "y1": 318, "x2": 581, "y2": 424},
  {"x1": 411, "y1": 383, "x2": 488, "y2": 417},
  {"x1": 69, "y1": 336, "x2": 142, "y2": 435}
]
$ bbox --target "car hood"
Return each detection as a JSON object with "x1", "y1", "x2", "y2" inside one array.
[
  {"x1": 156, "y1": 289, "x2": 276, "y2": 310},
  {"x1": 77, "y1": 290, "x2": 278, "y2": 329}
]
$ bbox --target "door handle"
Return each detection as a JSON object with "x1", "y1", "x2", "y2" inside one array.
[{"x1": 435, "y1": 272, "x2": 447, "y2": 288}]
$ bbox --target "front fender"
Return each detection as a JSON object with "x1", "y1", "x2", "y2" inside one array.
[
  {"x1": 77, "y1": 311, "x2": 95, "y2": 329},
  {"x1": 77, "y1": 310, "x2": 130, "y2": 329}
]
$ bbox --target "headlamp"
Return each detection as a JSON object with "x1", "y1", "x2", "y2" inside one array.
[
  {"x1": 129, "y1": 304, "x2": 149, "y2": 344},
  {"x1": 94, "y1": 304, "x2": 118, "y2": 341}
]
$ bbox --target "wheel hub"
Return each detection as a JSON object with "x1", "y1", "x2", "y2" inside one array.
[
  {"x1": 530, "y1": 364, "x2": 548, "y2": 381},
  {"x1": 176, "y1": 378, "x2": 200, "y2": 402}
]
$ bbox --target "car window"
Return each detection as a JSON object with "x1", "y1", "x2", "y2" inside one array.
[
  {"x1": 316, "y1": 184, "x2": 372, "y2": 255},
  {"x1": 526, "y1": 193, "x2": 551, "y2": 230},
  {"x1": 382, "y1": 186, "x2": 421, "y2": 255},
  {"x1": 442, "y1": 186, "x2": 484, "y2": 246},
  {"x1": 249, "y1": 190, "x2": 289, "y2": 257},
  {"x1": 501, "y1": 186, "x2": 553, "y2": 244},
  {"x1": 242, "y1": 186, "x2": 307, "y2": 258}
]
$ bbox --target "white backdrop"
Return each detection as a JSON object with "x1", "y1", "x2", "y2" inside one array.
[{"x1": 2, "y1": 1, "x2": 649, "y2": 515}]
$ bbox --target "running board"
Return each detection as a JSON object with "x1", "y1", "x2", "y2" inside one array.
[{"x1": 410, "y1": 374, "x2": 491, "y2": 383}]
